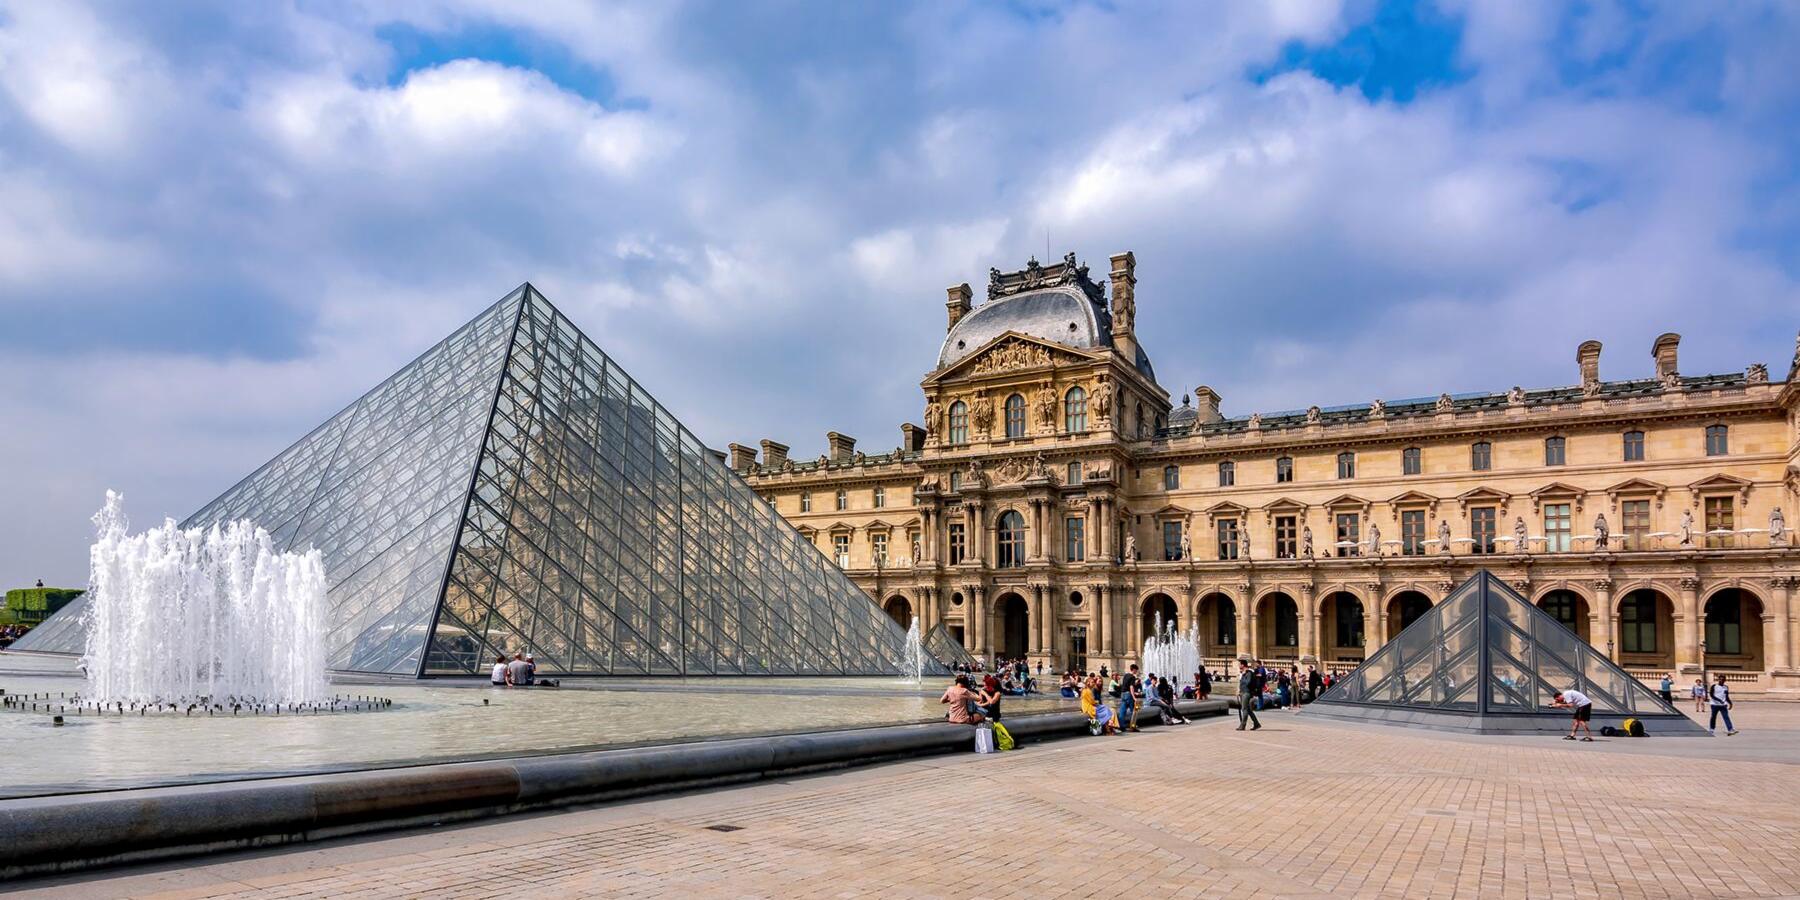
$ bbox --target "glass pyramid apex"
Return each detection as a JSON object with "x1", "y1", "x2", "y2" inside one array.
[
  {"x1": 19, "y1": 285, "x2": 938, "y2": 680},
  {"x1": 1310, "y1": 570, "x2": 1706, "y2": 735}
]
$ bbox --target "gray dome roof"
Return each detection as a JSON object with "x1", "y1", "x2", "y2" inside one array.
[{"x1": 937, "y1": 285, "x2": 1155, "y2": 379}]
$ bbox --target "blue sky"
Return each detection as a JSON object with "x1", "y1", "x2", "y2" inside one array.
[{"x1": 2, "y1": 0, "x2": 1797, "y2": 585}]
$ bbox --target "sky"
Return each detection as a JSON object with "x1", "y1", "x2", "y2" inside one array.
[{"x1": 3, "y1": 0, "x2": 1798, "y2": 587}]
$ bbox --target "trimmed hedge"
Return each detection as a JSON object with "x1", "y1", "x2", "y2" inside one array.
[{"x1": 1, "y1": 588, "x2": 83, "y2": 626}]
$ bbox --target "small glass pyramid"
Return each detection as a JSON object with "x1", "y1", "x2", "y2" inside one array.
[
  {"x1": 922, "y1": 623, "x2": 977, "y2": 669},
  {"x1": 1309, "y1": 571, "x2": 1705, "y2": 735},
  {"x1": 19, "y1": 285, "x2": 940, "y2": 680}
]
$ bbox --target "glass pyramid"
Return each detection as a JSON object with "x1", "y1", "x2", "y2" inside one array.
[
  {"x1": 1309, "y1": 570, "x2": 1704, "y2": 735},
  {"x1": 18, "y1": 285, "x2": 935, "y2": 679},
  {"x1": 922, "y1": 623, "x2": 977, "y2": 669}
]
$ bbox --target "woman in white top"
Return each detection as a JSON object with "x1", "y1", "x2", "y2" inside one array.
[
  {"x1": 1691, "y1": 679, "x2": 1706, "y2": 712},
  {"x1": 491, "y1": 655, "x2": 509, "y2": 685}
]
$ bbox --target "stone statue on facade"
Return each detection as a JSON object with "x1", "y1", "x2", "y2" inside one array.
[
  {"x1": 912, "y1": 538, "x2": 922, "y2": 563},
  {"x1": 1508, "y1": 385, "x2": 1526, "y2": 405},
  {"x1": 1305, "y1": 405, "x2": 1321, "y2": 425},
  {"x1": 1367, "y1": 522, "x2": 1381, "y2": 555},
  {"x1": 1301, "y1": 525, "x2": 1314, "y2": 558},
  {"x1": 1369, "y1": 398, "x2": 1385, "y2": 418},
  {"x1": 1179, "y1": 530, "x2": 1192, "y2": 561},
  {"x1": 1034, "y1": 385, "x2": 1057, "y2": 426},
  {"x1": 1771, "y1": 507, "x2": 1787, "y2": 546},
  {"x1": 1094, "y1": 384, "x2": 1113, "y2": 421},
  {"x1": 1747, "y1": 362, "x2": 1769, "y2": 384},
  {"x1": 1678, "y1": 509, "x2": 1695, "y2": 547},
  {"x1": 1124, "y1": 532, "x2": 1137, "y2": 563},
  {"x1": 971, "y1": 396, "x2": 993, "y2": 434},
  {"x1": 1437, "y1": 517, "x2": 1452, "y2": 553},
  {"x1": 1436, "y1": 393, "x2": 1454, "y2": 413},
  {"x1": 1239, "y1": 526, "x2": 1252, "y2": 561},
  {"x1": 924, "y1": 399, "x2": 942, "y2": 436},
  {"x1": 1593, "y1": 513, "x2": 1609, "y2": 551},
  {"x1": 1514, "y1": 516, "x2": 1529, "y2": 552},
  {"x1": 1029, "y1": 450, "x2": 1050, "y2": 480},
  {"x1": 1661, "y1": 370, "x2": 1683, "y2": 392},
  {"x1": 1247, "y1": 412, "x2": 1262, "y2": 430}
]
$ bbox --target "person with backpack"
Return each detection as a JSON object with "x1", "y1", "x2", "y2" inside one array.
[
  {"x1": 1235, "y1": 660, "x2": 1262, "y2": 731},
  {"x1": 1708, "y1": 674, "x2": 1738, "y2": 736}
]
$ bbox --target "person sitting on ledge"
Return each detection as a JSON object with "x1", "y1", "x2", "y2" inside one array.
[
  {"x1": 980, "y1": 674, "x2": 1004, "y2": 720},
  {"x1": 940, "y1": 674, "x2": 985, "y2": 725},
  {"x1": 506, "y1": 652, "x2": 531, "y2": 686},
  {"x1": 490, "y1": 654, "x2": 508, "y2": 686},
  {"x1": 1059, "y1": 671, "x2": 1078, "y2": 698},
  {"x1": 1081, "y1": 675, "x2": 1117, "y2": 735},
  {"x1": 1156, "y1": 677, "x2": 1188, "y2": 724}
]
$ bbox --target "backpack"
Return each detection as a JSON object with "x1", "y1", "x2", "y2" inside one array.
[
  {"x1": 1600, "y1": 725, "x2": 1618, "y2": 737},
  {"x1": 992, "y1": 721, "x2": 1015, "y2": 752},
  {"x1": 1623, "y1": 717, "x2": 1646, "y2": 737}
]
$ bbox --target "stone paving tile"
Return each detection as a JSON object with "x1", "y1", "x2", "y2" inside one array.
[{"x1": 16, "y1": 702, "x2": 1800, "y2": 899}]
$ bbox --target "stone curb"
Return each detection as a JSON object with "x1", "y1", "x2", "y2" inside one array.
[{"x1": 0, "y1": 698, "x2": 1227, "y2": 880}]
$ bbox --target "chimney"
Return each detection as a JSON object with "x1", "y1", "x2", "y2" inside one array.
[
  {"x1": 759, "y1": 439, "x2": 789, "y2": 469},
  {"x1": 1192, "y1": 385, "x2": 1222, "y2": 424},
  {"x1": 945, "y1": 283, "x2": 972, "y2": 331},
  {"x1": 728, "y1": 442, "x2": 758, "y2": 471},
  {"x1": 1652, "y1": 333, "x2": 1680, "y2": 379},
  {"x1": 827, "y1": 431, "x2": 856, "y2": 463},
  {"x1": 901, "y1": 423, "x2": 925, "y2": 452},
  {"x1": 1577, "y1": 340, "x2": 1602, "y2": 387},
  {"x1": 707, "y1": 449, "x2": 728, "y2": 467},
  {"x1": 1108, "y1": 251, "x2": 1138, "y2": 364}
]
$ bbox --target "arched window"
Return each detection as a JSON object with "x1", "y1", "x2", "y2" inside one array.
[
  {"x1": 1063, "y1": 387, "x2": 1088, "y2": 433},
  {"x1": 1135, "y1": 403, "x2": 1146, "y2": 438},
  {"x1": 997, "y1": 510, "x2": 1026, "y2": 568},
  {"x1": 1471, "y1": 441, "x2": 1492, "y2": 471},
  {"x1": 947, "y1": 401, "x2": 968, "y2": 445},
  {"x1": 1004, "y1": 393, "x2": 1026, "y2": 438}
]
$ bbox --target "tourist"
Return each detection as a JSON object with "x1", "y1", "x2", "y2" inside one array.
[
  {"x1": 1081, "y1": 676, "x2": 1116, "y2": 735},
  {"x1": 940, "y1": 674, "x2": 985, "y2": 725},
  {"x1": 1658, "y1": 673, "x2": 1674, "y2": 706},
  {"x1": 1708, "y1": 674, "x2": 1738, "y2": 736},
  {"x1": 1156, "y1": 677, "x2": 1187, "y2": 724},
  {"x1": 1307, "y1": 665, "x2": 1324, "y2": 704},
  {"x1": 490, "y1": 654, "x2": 508, "y2": 686},
  {"x1": 507, "y1": 653, "x2": 531, "y2": 686},
  {"x1": 1692, "y1": 678, "x2": 1707, "y2": 712},
  {"x1": 1552, "y1": 688, "x2": 1594, "y2": 741},
  {"x1": 1118, "y1": 664, "x2": 1143, "y2": 732},
  {"x1": 1235, "y1": 660, "x2": 1262, "y2": 731},
  {"x1": 980, "y1": 673, "x2": 1003, "y2": 721},
  {"x1": 1059, "y1": 671, "x2": 1078, "y2": 698}
]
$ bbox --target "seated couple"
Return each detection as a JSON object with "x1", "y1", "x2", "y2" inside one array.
[{"x1": 940, "y1": 674, "x2": 1000, "y2": 724}]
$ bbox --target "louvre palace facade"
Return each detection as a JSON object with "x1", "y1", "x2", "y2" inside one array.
[{"x1": 735, "y1": 252, "x2": 1800, "y2": 693}]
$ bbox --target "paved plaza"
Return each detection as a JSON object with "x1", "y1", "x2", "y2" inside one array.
[{"x1": 17, "y1": 701, "x2": 1800, "y2": 900}]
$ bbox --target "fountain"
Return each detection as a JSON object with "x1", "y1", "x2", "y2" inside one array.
[
  {"x1": 900, "y1": 619, "x2": 927, "y2": 683},
  {"x1": 1139, "y1": 615, "x2": 1202, "y2": 689},
  {"x1": 79, "y1": 491, "x2": 330, "y2": 708}
]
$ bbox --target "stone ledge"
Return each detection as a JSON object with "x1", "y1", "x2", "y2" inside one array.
[{"x1": 0, "y1": 699, "x2": 1227, "y2": 879}]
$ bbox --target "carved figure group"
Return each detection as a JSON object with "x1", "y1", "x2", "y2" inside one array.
[
  {"x1": 970, "y1": 397, "x2": 994, "y2": 434},
  {"x1": 1369, "y1": 398, "x2": 1385, "y2": 418},
  {"x1": 1436, "y1": 393, "x2": 1454, "y2": 413},
  {"x1": 923, "y1": 400, "x2": 942, "y2": 435},
  {"x1": 1033, "y1": 385, "x2": 1057, "y2": 426},
  {"x1": 1094, "y1": 384, "x2": 1113, "y2": 421},
  {"x1": 970, "y1": 340, "x2": 1052, "y2": 375},
  {"x1": 1508, "y1": 385, "x2": 1526, "y2": 405},
  {"x1": 1305, "y1": 406, "x2": 1321, "y2": 425}
]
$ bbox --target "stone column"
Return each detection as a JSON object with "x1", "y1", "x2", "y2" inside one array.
[
  {"x1": 1298, "y1": 584, "x2": 1318, "y2": 660},
  {"x1": 1028, "y1": 584, "x2": 1044, "y2": 654},
  {"x1": 974, "y1": 585, "x2": 990, "y2": 662},
  {"x1": 1032, "y1": 500, "x2": 1046, "y2": 560},
  {"x1": 1677, "y1": 576, "x2": 1701, "y2": 672},
  {"x1": 1093, "y1": 583, "x2": 1107, "y2": 662},
  {"x1": 1233, "y1": 599, "x2": 1249, "y2": 663},
  {"x1": 1769, "y1": 577, "x2": 1794, "y2": 671},
  {"x1": 1591, "y1": 578, "x2": 1615, "y2": 662},
  {"x1": 1362, "y1": 592, "x2": 1382, "y2": 662},
  {"x1": 922, "y1": 508, "x2": 936, "y2": 563},
  {"x1": 1098, "y1": 499, "x2": 1114, "y2": 561}
]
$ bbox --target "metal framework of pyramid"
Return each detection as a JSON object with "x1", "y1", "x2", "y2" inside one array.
[
  {"x1": 17, "y1": 285, "x2": 939, "y2": 679},
  {"x1": 922, "y1": 623, "x2": 977, "y2": 669},
  {"x1": 1307, "y1": 571, "x2": 1705, "y2": 735}
]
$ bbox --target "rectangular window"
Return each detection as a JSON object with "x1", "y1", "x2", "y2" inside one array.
[
  {"x1": 1067, "y1": 462, "x2": 1082, "y2": 485},
  {"x1": 1217, "y1": 518, "x2": 1239, "y2": 560},
  {"x1": 1335, "y1": 597, "x2": 1363, "y2": 648},
  {"x1": 1337, "y1": 452, "x2": 1355, "y2": 479},
  {"x1": 1704, "y1": 496, "x2": 1734, "y2": 548},
  {"x1": 1163, "y1": 521, "x2": 1183, "y2": 561},
  {"x1": 950, "y1": 471, "x2": 961, "y2": 492},
  {"x1": 1335, "y1": 513, "x2": 1360, "y2": 557},
  {"x1": 1402, "y1": 447, "x2": 1421, "y2": 476},
  {"x1": 1623, "y1": 430, "x2": 1644, "y2": 462},
  {"x1": 1545, "y1": 436, "x2": 1566, "y2": 466},
  {"x1": 1622, "y1": 500, "x2": 1651, "y2": 550},
  {"x1": 1163, "y1": 466, "x2": 1180, "y2": 490},
  {"x1": 1705, "y1": 424, "x2": 1728, "y2": 456},
  {"x1": 873, "y1": 486, "x2": 885, "y2": 508},
  {"x1": 1401, "y1": 510, "x2": 1426, "y2": 556},
  {"x1": 1706, "y1": 597, "x2": 1742, "y2": 654},
  {"x1": 1217, "y1": 612, "x2": 1236, "y2": 647},
  {"x1": 1218, "y1": 461, "x2": 1235, "y2": 487},
  {"x1": 1471, "y1": 507, "x2": 1496, "y2": 554},
  {"x1": 871, "y1": 533, "x2": 887, "y2": 566},
  {"x1": 948, "y1": 523, "x2": 966, "y2": 565},
  {"x1": 1544, "y1": 503, "x2": 1571, "y2": 552},
  {"x1": 1274, "y1": 515, "x2": 1297, "y2": 559},
  {"x1": 800, "y1": 493, "x2": 811, "y2": 512},
  {"x1": 1276, "y1": 457, "x2": 1293, "y2": 483},
  {"x1": 1622, "y1": 596, "x2": 1657, "y2": 654},
  {"x1": 833, "y1": 534, "x2": 850, "y2": 567},
  {"x1": 1065, "y1": 517, "x2": 1085, "y2": 562},
  {"x1": 835, "y1": 489, "x2": 847, "y2": 511},
  {"x1": 1068, "y1": 626, "x2": 1087, "y2": 672},
  {"x1": 1471, "y1": 441, "x2": 1491, "y2": 471}
]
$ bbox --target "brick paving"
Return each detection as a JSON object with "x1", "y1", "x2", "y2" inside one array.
[{"x1": 18, "y1": 702, "x2": 1800, "y2": 899}]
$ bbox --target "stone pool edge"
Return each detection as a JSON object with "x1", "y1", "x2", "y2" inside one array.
[{"x1": 0, "y1": 699, "x2": 1228, "y2": 880}]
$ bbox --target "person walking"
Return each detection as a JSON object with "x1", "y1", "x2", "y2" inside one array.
[
  {"x1": 1235, "y1": 660, "x2": 1262, "y2": 731},
  {"x1": 1658, "y1": 673, "x2": 1674, "y2": 706},
  {"x1": 1552, "y1": 688, "x2": 1594, "y2": 741},
  {"x1": 1708, "y1": 674, "x2": 1738, "y2": 736}
]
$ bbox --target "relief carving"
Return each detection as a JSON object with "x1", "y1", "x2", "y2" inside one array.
[{"x1": 969, "y1": 339, "x2": 1053, "y2": 375}]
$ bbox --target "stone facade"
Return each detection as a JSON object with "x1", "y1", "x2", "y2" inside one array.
[{"x1": 738, "y1": 252, "x2": 1800, "y2": 693}]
